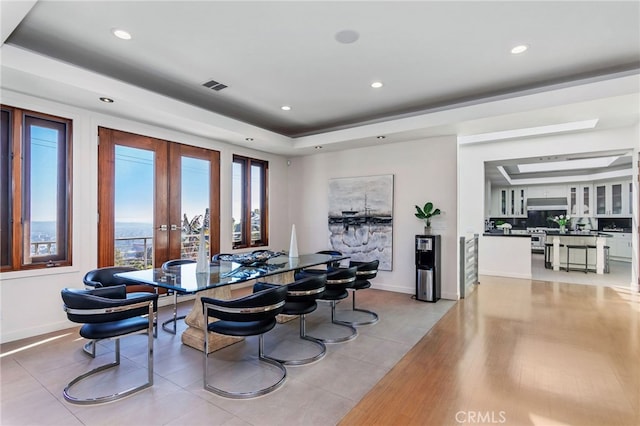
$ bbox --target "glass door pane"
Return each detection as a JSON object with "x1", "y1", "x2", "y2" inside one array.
[
  {"x1": 114, "y1": 146, "x2": 154, "y2": 269},
  {"x1": 180, "y1": 156, "x2": 210, "y2": 260},
  {"x1": 583, "y1": 187, "x2": 590, "y2": 215},
  {"x1": 612, "y1": 184, "x2": 622, "y2": 214},
  {"x1": 596, "y1": 186, "x2": 606, "y2": 215}
]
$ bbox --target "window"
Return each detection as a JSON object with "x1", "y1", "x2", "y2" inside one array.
[
  {"x1": 1, "y1": 105, "x2": 72, "y2": 271},
  {"x1": 232, "y1": 154, "x2": 268, "y2": 248}
]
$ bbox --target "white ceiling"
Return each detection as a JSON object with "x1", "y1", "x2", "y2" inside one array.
[{"x1": 1, "y1": 1, "x2": 639, "y2": 160}]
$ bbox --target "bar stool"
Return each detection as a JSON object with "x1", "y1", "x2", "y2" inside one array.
[
  {"x1": 566, "y1": 244, "x2": 588, "y2": 273},
  {"x1": 544, "y1": 242, "x2": 565, "y2": 269},
  {"x1": 587, "y1": 244, "x2": 611, "y2": 273}
]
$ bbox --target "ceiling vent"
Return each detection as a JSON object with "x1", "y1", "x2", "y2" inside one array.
[{"x1": 202, "y1": 79, "x2": 228, "y2": 91}]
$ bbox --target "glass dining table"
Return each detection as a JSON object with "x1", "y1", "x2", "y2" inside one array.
[{"x1": 116, "y1": 253, "x2": 347, "y2": 353}]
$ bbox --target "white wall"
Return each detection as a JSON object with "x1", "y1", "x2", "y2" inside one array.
[
  {"x1": 459, "y1": 125, "x2": 639, "y2": 287},
  {"x1": 0, "y1": 90, "x2": 291, "y2": 343},
  {"x1": 288, "y1": 137, "x2": 459, "y2": 299}
]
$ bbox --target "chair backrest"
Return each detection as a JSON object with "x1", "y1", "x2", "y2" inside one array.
[
  {"x1": 316, "y1": 250, "x2": 342, "y2": 268},
  {"x1": 83, "y1": 266, "x2": 138, "y2": 288},
  {"x1": 162, "y1": 259, "x2": 196, "y2": 270},
  {"x1": 202, "y1": 285, "x2": 287, "y2": 323},
  {"x1": 350, "y1": 259, "x2": 379, "y2": 281},
  {"x1": 325, "y1": 266, "x2": 357, "y2": 291},
  {"x1": 61, "y1": 285, "x2": 157, "y2": 324},
  {"x1": 286, "y1": 275, "x2": 326, "y2": 301}
]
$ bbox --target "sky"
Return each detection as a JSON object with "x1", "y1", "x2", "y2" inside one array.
[
  {"x1": 31, "y1": 128, "x2": 261, "y2": 231},
  {"x1": 29, "y1": 126, "x2": 58, "y2": 221}
]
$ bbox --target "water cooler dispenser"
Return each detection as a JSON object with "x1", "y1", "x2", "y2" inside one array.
[{"x1": 415, "y1": 234, "x2": 441, "y2": 302}]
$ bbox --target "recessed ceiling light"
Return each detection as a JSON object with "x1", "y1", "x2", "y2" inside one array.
[
  {"x1": 245, "y1": 138, "x2": 254, "y2": 142},
  {"x1": 377, "y1": 135, "x2": 386, "y2": 139},
  {"x1": 314, "y1": 146, "x2": 322, "y2": 149},
  {"x1": 371, "y1": 82, "x2": 383, "y2": 88},
  {"x1": 111, "y1": 28, "x2": 132, "y2": 40},
  {"x1": 281, "y1": 105, "x2": 291, "y2": 111},
  {"x1": 511, "y1": 44, "x2": 528, "y2": 54},
  {"x1": 99, "y1": 97, "x2": 114, "y2": 103},
  {"x1": 335, "y1": 30, "x2": 359, "y2": 44}
]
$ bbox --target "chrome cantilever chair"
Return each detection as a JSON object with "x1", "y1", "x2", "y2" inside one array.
[
  {"x1": 297, "y1": 266, "x2": 358, "y2": 343},
  {"x1": 82, "y1": 266, "x2": 158, "y2": 356},
  {"x1": 335, "y1": 259, "x2": 380, "y2": 326},
  {"x1": 201, "y1": 285, "x2": 288, "y2": 399},
  {"x1": 253, "y1": 274, "x2": 327, "y2": 365},
  {"x1": 61, "y1": 285, "x2": 157, "y2": 405},
  {"x1": 160, "y1": 259, "x2": 196, "y2": 334}
]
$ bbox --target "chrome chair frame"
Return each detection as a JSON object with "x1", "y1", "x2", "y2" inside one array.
[
  {"x1": 202, "y1": 286, "x2": 287, "y2": 399},
  {"x1": 335, "y1": 260, "x2": 380, "y2": 326},
  {"x1": 256, "y1": 276, "x2": 328, "y2": 366},
  {"x1": 302, "y1": 267, "x2": 358, "y2": 344},
  {"x1": 62, "y1": 292, "x2": 155, "y2": 405},
  {"x1": 161, "y1": 259, "x2": 196, "y2": 334}
]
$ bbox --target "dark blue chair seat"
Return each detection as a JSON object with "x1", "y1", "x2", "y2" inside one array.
[
  {"x1": 207, "y1": 318, "x2": 276, "y2": 336},
  {"x1": 80, "y1": 317, "x2": 151, "y2": 340}
]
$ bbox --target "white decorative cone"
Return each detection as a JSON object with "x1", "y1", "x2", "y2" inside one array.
[
  {"x1": 196, "y1": 227, "x2": 209, "y2": 273},
  {"x1": 289, "y1": 224, "x2": 299, "y2": 258}
]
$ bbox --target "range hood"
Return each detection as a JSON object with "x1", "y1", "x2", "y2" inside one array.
[{"x1": 526, "y1": 197, "x2": 569, "y2": 211}]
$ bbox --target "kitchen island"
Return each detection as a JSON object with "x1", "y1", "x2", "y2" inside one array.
[
  {"x1": 546, "y1": 231, "x2": 611, "y2": 274},
  {"x1": 480, "y1": 232, "x2": 532, "y2": 279}
]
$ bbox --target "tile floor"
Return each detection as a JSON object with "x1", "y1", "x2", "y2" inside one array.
[{"x1": 0, "y1": 288, "x2": 455, "y2": 426}]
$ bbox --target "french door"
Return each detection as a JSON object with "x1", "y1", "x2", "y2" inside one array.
[{"x1": 97, "y1": 127, "x2": 220, "y2": 269}]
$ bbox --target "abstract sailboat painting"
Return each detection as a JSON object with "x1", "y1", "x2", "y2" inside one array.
[{"x1": 327, "y1": 174, "x2": 394, "y2": 270}]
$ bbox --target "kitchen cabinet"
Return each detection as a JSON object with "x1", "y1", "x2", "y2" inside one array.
[
  {"x1": 568, "y1": 184, "x2": 592, "y2": 216},
  {"x1": 491, "y1": 186, "x2": 526, "y2": 217},
  {"x1": 594, "y1": 179, "x2": 632, "y2": 217},
  {"x1": 608, "y1": 233, "x2": 632, "y2": 261},
  {"x1": 527, "y1": 185, "x2": 567, "y2": 199}
]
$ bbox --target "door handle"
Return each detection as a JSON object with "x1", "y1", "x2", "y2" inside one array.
[
  {"x1": 171, "y1": 224, "x2": 178, "y2": 231},
  {"x1": 159, "y1": 224, "x2": 168, "y2": 231}
]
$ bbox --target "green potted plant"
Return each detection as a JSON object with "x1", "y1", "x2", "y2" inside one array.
[{"x1": 415, "y1": 202, "x2": 441, "y2": 234}]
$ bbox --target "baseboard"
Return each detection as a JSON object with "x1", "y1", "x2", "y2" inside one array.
[
  {"x1": 372, "y1": 283, "x2": 459, "y2": 301},
  {"x1": 478, "y1": 269, "x2": 532, "y2": 279},
  {"x1": 0, "y1": 320, "x2": 72, "y2": 345}
]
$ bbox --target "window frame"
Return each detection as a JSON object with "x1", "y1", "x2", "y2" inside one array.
[
  {"x1": 0, "y1": 105, "x2": 73, "y2": 271},
  {"x1": 232, "y1": 154, "x2": 268, "y2": 249}
]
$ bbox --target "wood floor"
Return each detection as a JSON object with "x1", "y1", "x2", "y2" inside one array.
[{"x1": 340, "y1": 276, "x2": 640, "y2": 426}]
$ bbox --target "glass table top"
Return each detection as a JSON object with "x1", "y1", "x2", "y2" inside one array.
[{"x1": 115, "y1": 253, "x2": 347, "y2": 293}]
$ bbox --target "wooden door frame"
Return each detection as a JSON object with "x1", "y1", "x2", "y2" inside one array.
[{"x1": 97, "y1": 127, "x2": 220, "y2": 268}]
